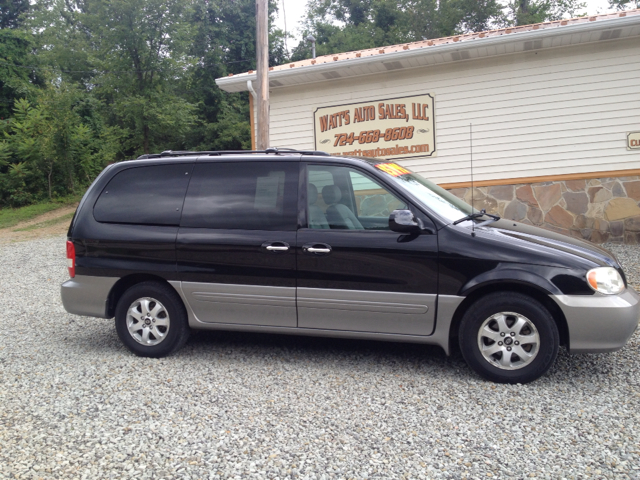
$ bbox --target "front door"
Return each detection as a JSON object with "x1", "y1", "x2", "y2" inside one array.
[
  {"x1": 177, "y1": 160, "x2": 299, "y2": 327},
  {"x1": 297, "y1": 164, "x2": 438, "y2": 336}
]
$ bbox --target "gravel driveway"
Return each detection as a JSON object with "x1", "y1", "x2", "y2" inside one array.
[{"x1": 1, "y1": 236, "x2": 639, "y2": 479}]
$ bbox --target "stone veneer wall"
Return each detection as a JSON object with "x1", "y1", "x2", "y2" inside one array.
[{"x1": 447, "y1": 176, "x2": 640, "y2": 244}]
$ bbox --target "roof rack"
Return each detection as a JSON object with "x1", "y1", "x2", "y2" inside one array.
[{"x1": 136, "y1": 147, "x2": 330, "y2": 160}]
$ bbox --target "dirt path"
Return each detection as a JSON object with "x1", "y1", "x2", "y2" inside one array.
[{"x1": 0, "y1": 204, "x2": 78, "y2": 245}]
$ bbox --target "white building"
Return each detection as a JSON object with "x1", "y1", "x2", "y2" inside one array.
[{"x1": 216, "y1": 9, "x2": 640, "y2": 243}]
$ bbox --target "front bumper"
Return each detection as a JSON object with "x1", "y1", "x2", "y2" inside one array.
[
  {"x1": 61, "y1": 275, "x2": 118, "y2": 319},
  {"x1": 552, "y1": 288, "x2": 640, "y2": 353}
]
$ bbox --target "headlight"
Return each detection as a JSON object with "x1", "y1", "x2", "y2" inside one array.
[{"x1": 586, "y1": 267, "x2": 625, "y2": 295}]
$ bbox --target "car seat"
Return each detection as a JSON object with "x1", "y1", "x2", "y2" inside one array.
[
  {"x1": 308, "y1": 184, "x2": 330, "y2": 229},
  {"x1": 322, "y1": 185, "x2": 364, "y2": 229}
]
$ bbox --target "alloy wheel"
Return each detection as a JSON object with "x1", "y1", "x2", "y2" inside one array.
[
  {"x1": 126, "y1": 297, "x2": 171, "y2": 346},
  {"x1": 477, "y1": 311, "x2": 540, "y2": 370}
]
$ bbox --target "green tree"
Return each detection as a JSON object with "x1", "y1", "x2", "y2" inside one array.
[
  {"x1": 85, "y1": 0, "x2": 199, "y2": 155},
  {"x1": 407, "y1": 0, "x2": 503, "y2": 40},
  {"x1": 0, "y1": 0, "x2": 291, "y2": 205},
  {"x1": 183, "y1": 0, "x2": 286, "y2": 151},
  {"x1": 608, "y1": 0, "x2": 639, "y2": 9},
  {"x1": 294, "y1": 0, "x2": 410, "y2": 58},
  {"x1": 0, "y1": 0, "x2": 29, "y2": 29},
  {"x1": 505, "y1": 0, "x2": 587, "y2": 26},
  {"x1": 2, "y1": 98, "x2": 46, "y2": 205},
  {"x1": 1, "y1": 87, "x2": 121, "y2": 206},
  {"x1": 29, "y1": 0, "x2": 287, "y2": 155},
  {"x1": 30, "y1": 0, "x2": 199, "y2": 155},
  {"x1": 0, "y1": 30, "x2": 43, "y2": 119}
]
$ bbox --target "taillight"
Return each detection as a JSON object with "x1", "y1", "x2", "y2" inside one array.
[{"x1": 66, "y1": 240, "x2": 76, "y2": 278}]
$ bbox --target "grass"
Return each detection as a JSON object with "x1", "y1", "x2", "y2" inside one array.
[
  {"x1": 12, "y1": 212, "x2": 76, "y2": 232},
  {"x1": 0, "y1": 195, "x2": 82, "y2": 230}
]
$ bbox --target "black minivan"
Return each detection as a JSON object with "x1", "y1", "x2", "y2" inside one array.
[{"x1": 61, "y1": 149, "x2": 639, "y2": 383}]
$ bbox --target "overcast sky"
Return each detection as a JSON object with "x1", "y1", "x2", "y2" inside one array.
[{"x1": 273, "y1": 0, "x2": 620, "y2": 50}]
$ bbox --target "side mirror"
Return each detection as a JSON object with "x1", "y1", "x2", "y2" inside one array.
[{"x1": 389, "y1": 209, "x2": 421, "y2": 234}]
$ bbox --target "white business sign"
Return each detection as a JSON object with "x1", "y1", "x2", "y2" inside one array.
[{"x1": 314, "y1": 94, "x2": 436, "y2": 160}]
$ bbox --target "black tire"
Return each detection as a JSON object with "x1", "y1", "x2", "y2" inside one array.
[
  {"x1": 115, "y1": 281, "x2": 190, "y2": 358},
  {"x1": 459, "y1": 292, "x2": 559, "y2": 384}
]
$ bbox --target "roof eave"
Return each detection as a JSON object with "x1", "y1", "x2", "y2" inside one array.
[{"x1": 215, "y1": 14, "x2": 640, "y2": 93}]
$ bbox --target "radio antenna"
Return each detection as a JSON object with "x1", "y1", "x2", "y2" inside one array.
[{"x1": 470, "y1": 123, "x2": 475, "y2": 237}]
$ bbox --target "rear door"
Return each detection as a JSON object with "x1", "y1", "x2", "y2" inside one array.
[
  {"x1": 176, "y1": 160, "x2": 299, "y2": 327},
  {"x1": 297, "y1": 163, "x2": 438, "y2": 336}
]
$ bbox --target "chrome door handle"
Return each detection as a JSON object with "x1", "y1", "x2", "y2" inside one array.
[
  {"x1": 306, "y1": 247, "x2": 330, "y2": 253},
  {"x1": 266, "y1": 245, "x2": 289, "y2": 251},
  {"x1": 303, "y1": 243, "x2": 332, "y2": 255},
  {"x1": 262, "y1": 241, "x2": 290, "y2": 253}
]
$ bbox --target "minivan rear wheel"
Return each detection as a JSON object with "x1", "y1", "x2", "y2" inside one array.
[
  {"x1": 115, "y1": 282, "x2": 190, "y2": 358},
  {"x1": 459, "y1": 292, "x2": 559, "y2": 384}
]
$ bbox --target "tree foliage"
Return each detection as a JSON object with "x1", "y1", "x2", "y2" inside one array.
[
  {"x1": 0, "y1": 0, "x2": 283, "y2": 207},
  {"x1": 0, "y1": 30, "x2": 43, "y2": 119},
  {"x1": 608, "y1": 0, "x2": 639, "y2": 9},
  {"x1": 1, "y1": 88, "x2": 121, "y2": 206},
  {"x1": 506, "y1": 0, "x2": 586, "y2": 26},
  {"x1": 183, "y1": 0, "x2": 286, "y2": 151},
  {"x1": 0, "y1": 0, "x2": 29, "y2": 29}
]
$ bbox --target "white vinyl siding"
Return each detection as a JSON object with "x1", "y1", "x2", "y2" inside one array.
[{"x1": 268, "y1": 38, "x2": 640, "y2": 185}]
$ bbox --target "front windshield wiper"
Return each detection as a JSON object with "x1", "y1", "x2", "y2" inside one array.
[{"x1": 453, "y1": 209, "x2": 500, "y2": 226}]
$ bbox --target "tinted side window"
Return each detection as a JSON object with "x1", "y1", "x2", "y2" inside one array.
[
  {"x1": 181, "y1": 162, "x2": 298, "y2": 231},
  {"x1": 94, "y1": 164, "x2": 192, "y2": 225}
]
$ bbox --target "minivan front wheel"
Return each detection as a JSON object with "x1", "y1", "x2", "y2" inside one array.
[
  {"x1": 115, "y1": 282, "x2": 190, "y2": 358},
  {"x1": 459, "y1": 292, "x2": 559, "y2": 384}
]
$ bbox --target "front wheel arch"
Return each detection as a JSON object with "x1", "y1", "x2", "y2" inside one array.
[
  {"x1": 448, "y1": 281, "x2": 569, "y2": 355},
  {"x1": 458, "y1": 291, "x2": 560, "y2": 383}
]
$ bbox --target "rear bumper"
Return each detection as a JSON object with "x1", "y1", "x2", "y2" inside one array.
[
  {"x1": 552, "y1": 288, "x2": 640, "y2": 353},
  {"x1": 61, "y1": 275, "x2": 118, "y2": 319}
]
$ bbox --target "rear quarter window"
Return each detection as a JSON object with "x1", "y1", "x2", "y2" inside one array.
[{"x1": 93, "y1": 164, "x2": 193, "y2": 225}]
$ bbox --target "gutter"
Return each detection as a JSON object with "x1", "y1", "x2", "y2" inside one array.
[{"x1": 246, "y1": 80, "x2": 257, "y2": 100}]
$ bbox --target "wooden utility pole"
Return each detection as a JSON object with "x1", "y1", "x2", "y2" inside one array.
[{"x1": 256, "y1": 0, "x2": 269, "y2": 150}]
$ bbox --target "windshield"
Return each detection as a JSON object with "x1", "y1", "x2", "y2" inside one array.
[{"x1": 373, "y1": 162, "x2": 475, "y2": 223}]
